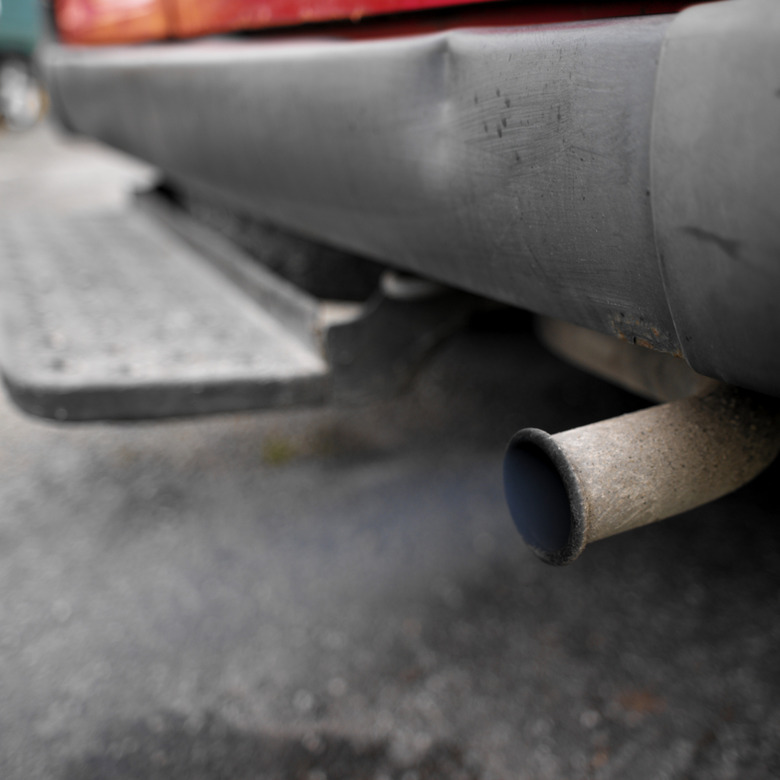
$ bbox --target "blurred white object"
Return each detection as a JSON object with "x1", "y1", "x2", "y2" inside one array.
[{"x1": 0, "y1": 57, "x2": 44, "y2": 131}]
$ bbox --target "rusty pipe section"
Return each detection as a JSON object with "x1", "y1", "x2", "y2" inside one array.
[
  {"x1": 504, "y1": 385, "x2": 780, "y2": 565},
  {"x1": 536, "y1": 316, "x2": 716, "y2": 403}
]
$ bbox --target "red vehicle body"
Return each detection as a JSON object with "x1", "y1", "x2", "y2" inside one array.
[{"x1": 54, "y1": 0, "x2": 686, "y2": 42}]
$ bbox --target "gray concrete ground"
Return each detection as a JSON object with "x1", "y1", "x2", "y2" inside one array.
[{"x1": 1, "y1": 123, "x2": 780, "y2": 780}]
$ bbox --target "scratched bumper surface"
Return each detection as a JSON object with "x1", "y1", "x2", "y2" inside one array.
[{"x1": 44, "y1": 6, "x2": 780, "y2": 395}]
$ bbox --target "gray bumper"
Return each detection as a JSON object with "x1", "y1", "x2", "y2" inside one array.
[{"x1": 43, "y1": 1, "x2": 780, "y2": 394}]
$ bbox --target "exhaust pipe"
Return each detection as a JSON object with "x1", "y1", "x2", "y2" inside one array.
[{"x1": 504, "y1": 385, "x2": 780, "y2": 565}]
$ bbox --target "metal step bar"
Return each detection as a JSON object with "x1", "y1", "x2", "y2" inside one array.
[{"x1": 0, "y1": 193, "x2": 474, "y2": 421}]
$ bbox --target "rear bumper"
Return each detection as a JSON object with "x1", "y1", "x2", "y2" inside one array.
[{"x1": 43, "y1": 1, "x2": 780, "y2": 395}]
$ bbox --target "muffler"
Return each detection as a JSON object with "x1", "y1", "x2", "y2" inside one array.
[{"x1": 504, "y1": 385, "x2": 780, "y2": 565}]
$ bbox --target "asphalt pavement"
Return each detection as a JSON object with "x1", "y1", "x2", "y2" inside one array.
[{"x1": 1, "y1": 123, "x2": 779, "y2": 780}]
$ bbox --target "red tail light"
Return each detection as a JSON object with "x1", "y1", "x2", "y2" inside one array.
[{"x1": 55, "y1": 0, "x2": 171, "y2": 44}]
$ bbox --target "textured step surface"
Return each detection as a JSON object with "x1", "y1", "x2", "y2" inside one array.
[{"x1": 0, "y1": 210, "x2": 328, "y2": 420}]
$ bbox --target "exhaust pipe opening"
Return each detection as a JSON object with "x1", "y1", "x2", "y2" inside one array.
[
  {"x1": 504, "y1": 386, "x2": 780, "y2": 566},
  {"x1": 504, "y1": 429, "x2": 585, "y2": 566}
]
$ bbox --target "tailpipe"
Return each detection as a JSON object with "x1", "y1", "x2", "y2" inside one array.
[{"x1": 504, "y1": 385, "x2": 780, "y2": 565}]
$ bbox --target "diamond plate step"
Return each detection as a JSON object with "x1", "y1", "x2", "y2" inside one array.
[{"x1": 0, "y1": 210, "x2": 328, "y2": 421}]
